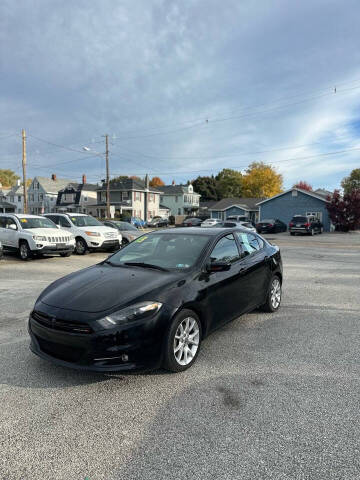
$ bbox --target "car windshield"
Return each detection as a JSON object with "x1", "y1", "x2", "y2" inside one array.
[
  {"x1": 106, "y1": 232, "x2": 211, "y2": 270},
  {"x1": 112, "y1": 221, "x2": 138, "y2": 231},
  {"x1": 292, "y1": 216, "x2": 307, "y2": 222},
  {"x1": 20, "y1": 217, "x2": 56, "y2": 229},
  {"x1": 69, "y1": 215, "x2": 102, "y2": 227}
]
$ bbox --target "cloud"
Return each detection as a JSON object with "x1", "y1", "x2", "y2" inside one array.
[{"x1": 1, "y1": 0, "x2": 360, "y2": 189}]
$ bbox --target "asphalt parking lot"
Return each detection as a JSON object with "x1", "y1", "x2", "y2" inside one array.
[{"x1": 0, "y1": 232, "x2": 359, "y2": 480}]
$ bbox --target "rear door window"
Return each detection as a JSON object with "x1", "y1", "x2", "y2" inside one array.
[
  {"x1": 235, "y1": 232, "x2": 262, "y2": 255},
  {"x1": 210, "y1": 234, "x2": 240, "y2": 264}
]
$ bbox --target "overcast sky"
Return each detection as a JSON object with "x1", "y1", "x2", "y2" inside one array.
[{"x1": 1, "y1": 0, "x2": 360, "y2": 190}]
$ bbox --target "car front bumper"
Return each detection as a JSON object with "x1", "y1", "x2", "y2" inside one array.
[
  {"x1": 28, "y1": 306, "x2": 170, "y2": 372},
  {"x1": 33, "y1": 245, "x2": 75, "y2": 255},
  {"x1": 88, "y1": 239, "x2": 120, "y2": 250}
]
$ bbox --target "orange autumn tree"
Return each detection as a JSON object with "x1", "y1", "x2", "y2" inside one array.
[
  {"x1": 242, "y1": 162, "x2": 283, "y2": 198},
  {"x1": 149, "y1": 176, "x2": 165, "y2": 187}
]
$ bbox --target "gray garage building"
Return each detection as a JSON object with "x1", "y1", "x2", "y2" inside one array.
[{"x1": 257, "y1": 188, "x2": 332, "y2": 231}]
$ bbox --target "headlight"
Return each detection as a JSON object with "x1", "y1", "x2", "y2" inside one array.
[
  {"x1": 32, "y1": 235, "x2": 47, "y2": 241},
  {"x1": 85, "y1": 231, "x2": 101, "y2": 237},
  {"x1": 97, "y1": 301, "x2": 163, "y2": 329}
]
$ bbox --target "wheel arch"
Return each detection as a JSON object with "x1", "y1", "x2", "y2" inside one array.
[{"x1": 171, "y1": 302, "x2": 208, "y2": 339}]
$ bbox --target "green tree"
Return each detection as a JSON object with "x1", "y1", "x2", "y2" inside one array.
[
  {"x1": 341, "y1": 168, "x2": 360, "y2": 194},
  {"x1": 0, "y1": 169, "x2": 20, "y2": 188},
  {"x1": 242, "y1": 162, "x2": 283, "y2": 198},
  {"x1": 215, "y1": 169, "x2": 243, "y2": 198},
  {"x1": 191, "y1": 175, "x2": 219, "y2": 201}
]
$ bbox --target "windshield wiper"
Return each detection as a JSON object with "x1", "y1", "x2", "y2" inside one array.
[{"x1": 124, "y1": 262, "x2": 168, "y2": 272}]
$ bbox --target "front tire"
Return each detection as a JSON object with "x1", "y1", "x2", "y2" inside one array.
[
  {"x1": 261, "y1": 276, "x2": 282, "y2": 312},
  {"x1": 60, "y1": 252, "x2": 72, "y2": 257},
  {"x1": 163, "y1": 309, "x2": 202, "y2": 373},
  {"x1": 19, "y1": 241, "x2": 32, "y2": 261},
  {"x1": 75, "y1": 237, "x2": 88, "y2": 255}
]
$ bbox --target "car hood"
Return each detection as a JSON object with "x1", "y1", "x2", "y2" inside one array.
[
  {"x1": 76, "y1": 225, "x2": 120, "y2": 235},
  {"x1": 39, "y1": 264, "x2": 181, "y2": 313},
  {"x1": 24, "y1": 227, "x2": 71, "y2": 237}
]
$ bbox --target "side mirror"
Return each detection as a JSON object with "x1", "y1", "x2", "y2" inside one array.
[
  {"x1": 207, "y1": 260, "x2": 231, "y2": 273},
  {"x1": 8, "y1": 224, "x2": 17, "y2": 230},
  {"x1": 56, "y1": 224, "x2": 61, "y2": 229}
]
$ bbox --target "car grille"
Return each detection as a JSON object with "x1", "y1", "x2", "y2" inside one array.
[
  {"x1": 32, "y1": 311, "x2": 93, "y2": 334},
  {"x1": 46, "y1": 236, "x2": 71, "y2": 243},
  {"x1": 35, "y1": 336, "x2": 85, "y2": 362},
  {"x1": 104, "y1": 232, "x2": 117, "y2": 239}
]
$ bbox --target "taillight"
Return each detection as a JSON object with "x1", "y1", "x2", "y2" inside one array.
[
  {"x1": 268, "y1": 224, "x2": 273, "y2": 227},
  {"x1": 304, "y1": 222, "x2": 310, "y2": 227},
  {"x1": 289, "y1": 222, "x2": 293, "y2": 227}
]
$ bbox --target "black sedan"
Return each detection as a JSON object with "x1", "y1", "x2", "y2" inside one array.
[
  {"x1": 28, "y1": 227, "x2": 283, "y2": 373},
  {"x1": 146, "y1": 216, "x2": 169, "y2": 228},
  {"x1": 181, "y1": 217, "x2": 203, "y2": 227},
  {"x1": 256, "y1": 219, "x2": 287, "y2": 234}
]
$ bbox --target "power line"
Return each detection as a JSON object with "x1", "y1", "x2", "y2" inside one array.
[{"x1": 110, "y1": 82, "x2": 360, "y2": 141}]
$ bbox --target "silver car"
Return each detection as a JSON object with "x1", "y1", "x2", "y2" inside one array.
[{"x1": 103, "y1": 220, "x2": 142, "y2": 246}]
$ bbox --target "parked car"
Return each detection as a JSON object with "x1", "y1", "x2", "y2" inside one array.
[
  {"x1": 237, "y1": 221, "x2": 257, "y2": 233},
  {"x1": 201, "y1": 218, "x2": 223, "y2": 228},
  {"x1": 28, "y1": 227, "x2": 283, "y2": 373},
  {"x1": 102, "y1": 220, "x2": 142, "y2": 245},
  {"x1": 44, "y1": 213, "x2": 121, "y2": 255},
  {"x1": 130, "y1": 217, "x2": 146, "y2": 228},
  {"x1": 0, "y1": 240, "x2": 3, "y2": 259},
  {"x1": 181, "y1": 217, "x2": 203, "y2": 227},
  {"x1": 256, "y1": 219, "x2": 287, "y2": 234},
  {"x1": 146, "y1": 216, "x2": 169, "y2": 228},
  {"x1": 226, "y1": 215, "x2": 249, "y2": 222},
  {"x1": 289, "y1": 215, "x2": 323, "y2": 236},
  {"x1": 0, "y1": 214, "x2": 75, "y2": 260}
]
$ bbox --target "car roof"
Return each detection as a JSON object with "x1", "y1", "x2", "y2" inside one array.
[
  {"x1": 155, "y1": 226, "x2": 251, "y2": 236},
  {"x1": 0, "y1": 213, "x2": 44, "y2": 219}
]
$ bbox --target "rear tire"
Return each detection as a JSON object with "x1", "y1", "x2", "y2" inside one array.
[
  {"x1": 60, "y1": 252, "x2": 72, "y2": 257},
  {"x1": 163, "y1": 309, "x2": 202, "y2": 373},
  {"x1": 290, "y1": 232, "x2": 295, "y2": 236},
  {"x1": 121, "y1": 238, "x2": 129, "y2": 247},
  {"x1": 310, "y1": 228, "x2": 315, "y2": 236},
  {"x1": 19, "y1": 241, "x2": 32, "y2": 261},
  {"x1": 261, "y1": 276, "x2": 282, "y2": 313},
  {"x1": 75, "y1": 237, "x2": 88, "y2": 255}
]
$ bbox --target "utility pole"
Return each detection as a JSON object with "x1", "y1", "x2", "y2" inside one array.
[
  {"x1": 105, "y1": 134, "x2": 110, "y2": 218},
  {"x1": 22, "y1": 129, "x2": 28, "y2": 214}
]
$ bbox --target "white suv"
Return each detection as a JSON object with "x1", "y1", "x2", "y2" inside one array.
[
  {"x1": 0, "y1": 214, "x2": 75, "y2": 260},
  {"x1": 44, "y1": 213, "x2": 121, "y2": 255}
]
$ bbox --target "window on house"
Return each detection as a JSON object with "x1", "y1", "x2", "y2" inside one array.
[
  {"x1": 122, "y1": 191, "x2": 129, "y2": 199},
  {"x1": 10, "y1": 196, "x2": 14, "y2": 202},
  {"x1": 39, "y1": 194, "x2": 43, "y2": 201},
  {"x1": 292, "y1": 190, "x2": 298, "y2": 197},
  {"x1": 18, "y1": 196, "x2": 21, "y2": 202},
  {"x1": 134, "y1": 192, "x2": 140, "y2": 201},
  {"x1": 175, "y1": 196, "x2": 178, "y2": 203},
  {"x1": 178, "y1": 208, "x2": 181, "y2": 215},
  {"x1": 84, "y1": 196, "x2": 88, "y2": 202},
  {"x1": 306, "y1": 211, "x2": 322, "y2": 221}
]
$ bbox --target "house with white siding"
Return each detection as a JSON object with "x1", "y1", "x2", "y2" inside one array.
[{"x1": 28, "y1": 175, "x2": 75, "y2": 214}]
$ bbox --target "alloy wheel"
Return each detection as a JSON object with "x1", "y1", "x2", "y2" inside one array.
[
  {"x1": 20, "y1": 243, "x2": 29, "y2": 260},
  {"x1": 270, "y1": 278, "x2": 281, "y2": 309},
  {"x1": 76, "y1": 239, "x2": 86, "y2": 254},
  {"x1": 173, "y1": 317, "x2": 200, "y2": 366}
]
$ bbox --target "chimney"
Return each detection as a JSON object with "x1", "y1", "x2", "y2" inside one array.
[
  {"x1": 51, "y1": 174, "x2": 57, "y2": 181},
  {"x1": 17, "y1": 179, "x2": 21, "y2": 187},
  {"x1": 82, "y1": 174, "x2": 86, "y2": 184},
  {"x1": 145, "y1": 173, "x2": 149, "y2": 190},
  {"x1": 172, "y1": 179, "x2": 175, "y2": 185}
]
